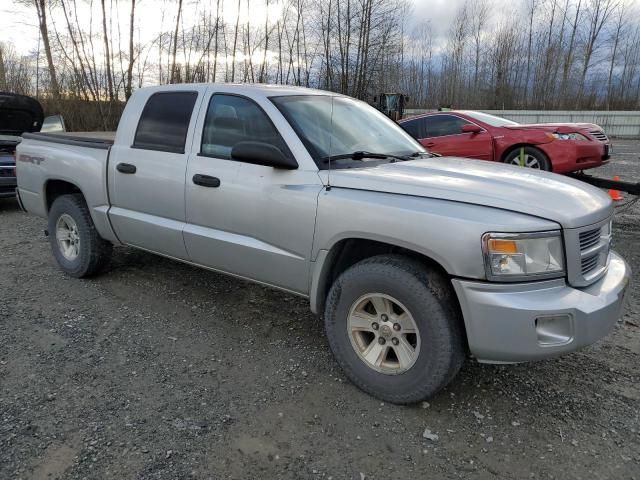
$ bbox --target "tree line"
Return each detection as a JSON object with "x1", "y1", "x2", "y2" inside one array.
[{"x1": 0, "y1": 0, "x2": 638, "y2": 130}]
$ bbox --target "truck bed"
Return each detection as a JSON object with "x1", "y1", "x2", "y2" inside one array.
[
  {"x1": 21, "y1": 131, "x2": 115, "y2": 150},
  {"x1": 16, "y1": 130, "x2": 114, "y2": 238}
]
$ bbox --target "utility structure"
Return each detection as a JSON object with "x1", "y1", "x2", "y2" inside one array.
[{"x1": 374, "y1": 93, "x2": 409, "y2": 121}]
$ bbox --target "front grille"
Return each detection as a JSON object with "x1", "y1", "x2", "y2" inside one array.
[
  {"x1": 581, "y1": 254, "x2": 600, "y2": 275},
  {"x1": 566, "y1": 218, "x2": 612, "y2": 287},
  {"x1": 589, "y1": 129, "x2": 608, "y2": 142},
  {"x1": 0, "y1": 166, "x2": 16, "y2": 177},
  {"x1": 579, "y1": 227, "x2": 601, "y2": 250}
]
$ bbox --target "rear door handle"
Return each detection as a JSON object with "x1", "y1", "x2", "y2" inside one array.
[
  {"x1": 116, "y1": 163, "x2": 137, "y2": 174},
  {"x1": 193, "y1": 174, "x2": 221, "y2": 188},
  {"x1": 424, "y1": 142, "x2": 436, "y2": 148}
]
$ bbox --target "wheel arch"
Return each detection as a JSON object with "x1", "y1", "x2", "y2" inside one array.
[
  {"x1": 43, "y1": 178, "x2": 121, "y2": 244},
  {"x1": 310, "y1": 237, "x2": 452, "y2": 316},
  {"x1": 44, "y1": 178, "x2": 85, "y2": 212},
  {"x1": 500, "y1": 143, "x2": 550, "y2": 164}
]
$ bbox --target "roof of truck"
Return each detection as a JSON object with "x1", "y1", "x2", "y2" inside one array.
[{"x1": 140, "y1": 83, "x2": 346, "y2": 98}]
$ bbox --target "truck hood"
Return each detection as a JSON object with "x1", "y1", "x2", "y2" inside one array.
[
  {"x1": 322, "y1": 157, "x2": 612, "y2": 229},
  {"x1": 0, "y1": 92, "x2": 44, "y2": 136}
]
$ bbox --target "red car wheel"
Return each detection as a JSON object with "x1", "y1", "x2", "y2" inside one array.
[{"x1": 504, "y1": 146, "x2": 551, "y2": 171}]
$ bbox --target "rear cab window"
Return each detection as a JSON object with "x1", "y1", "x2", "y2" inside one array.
[{"x1": 133, "y1": 91, "x2": 198, "y2": 153}]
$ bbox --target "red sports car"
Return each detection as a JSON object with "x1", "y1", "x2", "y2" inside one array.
[{"x1": 399, "y1": 110, "x2": 611, "y2": 173}]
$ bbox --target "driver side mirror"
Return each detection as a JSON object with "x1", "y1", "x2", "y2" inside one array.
[
  {"x1": 461, "y1": 124, "x2": 482, "y2": 134},
  {"x1": 41, "y1": 114, "x2": 66, "y2": 133},
  {"x1": 231, "y1": 141, "x2": 298, "y2": 170}
]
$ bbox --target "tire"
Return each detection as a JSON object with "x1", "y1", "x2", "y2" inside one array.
[
  {"x1": 324, "y1": 254, "x2": 465, "y2": 404},
  {"x1": 48, "y1": 193, "x2": 112, "y2": 278},
  {"x1": 504, "y1": 146, "x2": 551, "y2": 171}
]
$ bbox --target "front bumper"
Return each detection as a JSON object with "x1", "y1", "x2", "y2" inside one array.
[
  {"x1": 452, "y1": 251, "x2": 630, "y2": 363},
  {"x1": 540, "y1": 141, "x2": 609, "y2": 174}
]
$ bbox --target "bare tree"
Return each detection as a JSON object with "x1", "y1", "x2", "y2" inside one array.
[
  {"x1": 34, "y1": 0, "x2": 60, "y2": 98},
  {"x1": 0, "y1": 44, "x2": 6, "y2": 91},
  {"x1": 125, "y1": 0, "x2": 136, "y2": 98},
  {"x1": 230, "y1": 0, "x2": 241, "y2": 82},
  {"x1": 170, "y1": 0, "x2": 183, "y2": 83},
  {"x1": 576, "y1": 0, "x2": 618, "y2": 106},
  {"x1": 100, "y1": 0, "x2": 114, "y2": 100},
  {"x1": 605, "y1": 0, "x2": 626, "y2": 109},
  {"x1": 1, "y1": 0, "x2": 638, "y2": 118}
]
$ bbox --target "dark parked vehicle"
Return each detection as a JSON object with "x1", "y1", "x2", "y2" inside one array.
[{"x1": 0, "y1": 92, "x2": 45, "y2": 198}]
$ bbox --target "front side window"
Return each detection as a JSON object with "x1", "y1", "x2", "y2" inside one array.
[
  {"x1": 200, "y1": 94, "x2": 289, "y2": 160},
  {"x1": 424, "y1": 115, "x2": 471, "y2": 137},
  {"x1": 271, "y1": 95, "x2": 424, "y2": 169},
  {"x1": 133, "y1": 91, "x2": 198, "y2": 153}
]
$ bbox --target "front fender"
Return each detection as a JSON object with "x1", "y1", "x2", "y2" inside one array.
[
  {"x1": 494, "y1": 132, "x2": 554, "y2": 160},
  {"x1": 309, "y1": 188, "x2": 559, "y2": 313}
]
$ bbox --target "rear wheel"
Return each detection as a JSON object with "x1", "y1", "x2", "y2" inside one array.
[
  {"x1": 48, "y1": 194, "x2": 112, "y2": 277},
  {"x1": 324, "y1": 254, "x2": 465, "y2": 404},
  {"x1": 504, "y1": 146, "x2": 551, "y2": 171}
]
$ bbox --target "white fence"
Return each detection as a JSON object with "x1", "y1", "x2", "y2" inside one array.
[{"x1": 403, "y1": 110, "x2": 640, "y2": 138}]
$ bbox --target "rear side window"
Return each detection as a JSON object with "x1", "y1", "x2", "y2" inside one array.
[
  {"x1": 133, "y1": 91, "x2": 198, "y2": 153},
  {"x1": 424, "y1": 115, "x2": 471, "y2": 137},
  {"x1": 200, "y1": 94, "x2": 289, "y2": 160},
  {"x1": 400, "y1": 118, "x2": 427, "y2": 139}
]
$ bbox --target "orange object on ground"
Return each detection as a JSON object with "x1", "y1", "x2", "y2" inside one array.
[{"x1": 609, "y1": 176, "x2": 623, "y2": 201}]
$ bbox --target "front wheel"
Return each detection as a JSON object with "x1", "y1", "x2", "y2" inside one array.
[
  {"x1": 324, "y1": 255, "x2": 465, "y2": 404},
  {"x1": 504, "y1": 146, "x2": 551, "y2": 171},
  {"x1": 48, "y1": 193, "x2": 112, "y2": 278}
]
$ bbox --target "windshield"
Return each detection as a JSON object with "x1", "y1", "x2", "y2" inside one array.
[
  {"x1": 461, "y1": 111, "x2": 519, "y2": 127},
  {"x1": 271, "y1": 95, "x2": 425, "y2": 168}
]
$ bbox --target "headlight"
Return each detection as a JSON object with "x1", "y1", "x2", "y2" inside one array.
[
  {"x1": 482, "y1": 231, "x2": 565, "y2": 281},
  {"x1": 550, "y1": 132, "x2": 588, "y2": 141}
]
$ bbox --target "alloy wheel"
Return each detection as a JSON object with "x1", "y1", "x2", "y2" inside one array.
[
  {"x1": 347, "y1": 293, "x2": 421, "y2": 374},
  {"x1": 56, "y1": 214, "x2": 81, "y2": 261}
]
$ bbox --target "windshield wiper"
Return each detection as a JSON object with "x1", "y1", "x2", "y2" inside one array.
[
  {"x1": 410, "y1": 151, "x2": 441, "y2": 158},
  {"x1": 321, "y1": 151, "x2": 411, "y2": 164}
]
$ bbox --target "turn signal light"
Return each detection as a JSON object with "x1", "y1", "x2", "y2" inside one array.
[{"x1": 487, "y1": 239, "x2": 519, "y2": 254}]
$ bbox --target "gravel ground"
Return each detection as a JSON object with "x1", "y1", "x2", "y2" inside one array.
[{"x1": 1, "y1": 142, "x2": 639, "y2": 479}]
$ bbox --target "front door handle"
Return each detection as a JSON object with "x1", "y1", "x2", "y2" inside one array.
[
  {"x1": 116, "y1": 163, "x2": 137, "y2": 174},
  {"x1": 193, "y1": 174, "x2": 221, "y2": 188},
  {"x1": 424, "y1": 142, "x2": 436, "y2": 148}
]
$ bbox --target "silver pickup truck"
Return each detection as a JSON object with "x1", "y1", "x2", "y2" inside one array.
[{"x1": 16, "y1": 84, "x2": 631, "y2": 404}]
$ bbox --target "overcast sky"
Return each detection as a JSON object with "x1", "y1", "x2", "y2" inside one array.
[{"x1": 0, "y1": 0, "x2": 499, "y2": 57}]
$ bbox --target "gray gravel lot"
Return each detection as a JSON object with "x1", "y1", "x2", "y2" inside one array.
[{"x1": 1, "y1": 142, "x2": 639, "y2": 479}]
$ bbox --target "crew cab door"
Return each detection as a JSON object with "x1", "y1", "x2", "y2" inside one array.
[
  {"x1": 403, "y1": 114, "x2": 493, "y2": 160},
  {"x1": 107, "y1": 88, "x2": 204, "y2": 259},
  {"x1": 184, "y1": 91, "x2": 322, "y2": 294}
]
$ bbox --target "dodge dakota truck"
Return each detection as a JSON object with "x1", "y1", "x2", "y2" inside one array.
[{"x1": 16, "y1": 84, "x2": 631, "y2": 404}]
